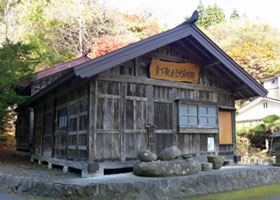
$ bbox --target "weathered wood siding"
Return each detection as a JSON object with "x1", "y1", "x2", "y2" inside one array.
[
  {"x1": 31, "y1": 78, "x2": 89, "y2": 165},
  {"x1": 42, "y1": 98, "x2": 54, "y2": 158},
  {"x1": 33, "y1": 105, "x2": 43, "y2": 156},
  {"x1": 16, "y1": 109, "x2": 32, "y2": 152},
  {"x1": 92, "y1": 43, "x2": 236, "y2": 160},
  {"x1": 29, "y1": 42, "x2": 236, "y2": 166}
]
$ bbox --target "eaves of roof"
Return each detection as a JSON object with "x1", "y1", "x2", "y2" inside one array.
[
  {"x1": 73, "y1": 23, "x2": 267, "y2": 98},
  {"x1": 18, "y1": 15, "x2": 268, "y2": 109},
  {"x1": 239, "y1": 97, "x2": 280, "y2": 113}
]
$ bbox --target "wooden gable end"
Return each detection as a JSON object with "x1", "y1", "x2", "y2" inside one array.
[{"x1": 98, "y1": 41, "x2": 235, "y2": 97}]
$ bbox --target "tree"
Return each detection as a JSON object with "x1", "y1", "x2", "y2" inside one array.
[
  {"x1": 203, "y1": 4, "x2": 225, "y2": 28},
  {"x1": 122, "y1": 13, "x2": 163, "y2": 40},
  {"x1": 88, "y1": 35, "x2": 135, "y2": 59},
  {"x1": 0, "y1": 0, "x2": 22, "y2": 43},
  {"x1": 187, "y1": 2, "x2": 226, "y2": 29},
  {"x1": 205, "y1": 18, "x2": 280, "y2": 80},
  {"x1": 0, "y1": 42, "x2": 37, "y2": 134},
  {"x1": 230, "y1": 8, "x2": 240, "y2": 20},
  {"x1": 196, "y1": 0, "x2": 205, "y2": 27}
]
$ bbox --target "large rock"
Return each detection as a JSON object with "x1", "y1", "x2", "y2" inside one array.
[
  {"x1": 158, "y1": 146, "x2": 182, "y2": 161},
  {"x1": 207, "y1": 156, "x2": 224, "y2": 170},
  {"x1": 133, "y1": 159, "x2": 200, "y2": 177},
  {"x1": 137, "y1": 150, "x2": 157, "y2": 162}
]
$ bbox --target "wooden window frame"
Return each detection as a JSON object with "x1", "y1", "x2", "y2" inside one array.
[
  {"x1": 178, "y1": 102, "x2": 218, "y2": 129},
  {"x1": 57, "y1": 107, "x2": 67, "y2": 128}
]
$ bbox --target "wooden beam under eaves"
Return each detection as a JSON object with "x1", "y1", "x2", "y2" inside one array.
[
  {"x1": 204, "y1": 60, "x2": 220, "y2": 68},
  {"x1": 176, "y1": 40, "x2": 205, "y2": 62},
  {"x1": 216, "y1": 64, "x2": 239, "y2": 84},
  {"x1": 206, "y1": 66, "x2": 233, "y2": 86},
  {"x1": 185, "y1": 37, "x2": 212, "y2": 60}
]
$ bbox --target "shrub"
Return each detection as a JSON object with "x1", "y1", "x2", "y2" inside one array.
[{"x1": 263, "y1": 115, "x2": 280, "y2": 123}]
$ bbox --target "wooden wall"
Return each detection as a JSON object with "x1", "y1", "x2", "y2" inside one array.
[
  {"x1": 30, "y1": 78, "x2": 89, "y2": 167},
  {"x1": 28, "y1": 42, "x2": 236, "y2": 166},
  {"x1": 88, "y1": 43, "x2": 236, "y2": 161},
  {"x1": 16, "y1": 109, "x2": 32, "y2": 152}
]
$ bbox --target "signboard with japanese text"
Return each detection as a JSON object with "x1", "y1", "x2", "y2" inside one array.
[{"x1": 149, "y1": 60, "x2": 200, "y2": 83}]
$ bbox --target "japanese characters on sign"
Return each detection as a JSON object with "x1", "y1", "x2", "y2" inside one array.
[{"x1": 149, "y1": 60, "x2": 200, "y2": 83}]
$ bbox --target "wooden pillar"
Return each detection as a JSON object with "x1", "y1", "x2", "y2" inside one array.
[
  {"x1": 29, "y1": 107, "x2": 34, "y2": 155},
  {"x1": 88, "y1": 79, "x2": 96, "y2": 169},
  {"x1": 232, "y1": 111, "x2": 237, "y2": 155},
  {"x1": 120, "y1": 82, "x2": 126, "y2": 161},
  {"x1": 51, "y1": 99, "x2": 56, "y2": 158},
  {"x1": 40, "y1": 104, "x2": 45, "y2": 158},
  {"x1": 147, "y1": 85, "x2": 156, "y2": 152},
  {"x1": 172, "y1": 88, "x2": 177, "y2": 146}
]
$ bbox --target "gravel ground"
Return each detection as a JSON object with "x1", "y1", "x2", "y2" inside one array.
[
  {"x1": 0, "y1": 151, "x2": 79, "y2": 200},
  {"x1": 0, "y1": 185, "x2": 42, "y2": 200},
  {"x1": 0, "y1": 151, "x2": 80, "y2": 182}
]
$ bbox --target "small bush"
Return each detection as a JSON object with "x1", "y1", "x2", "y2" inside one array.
[
  {"x1": 252, "y1": 123, "x2": 266, "y2": 133},
  {"x1": 263, "y1": 115, "x2": 280, "y2": 123}
]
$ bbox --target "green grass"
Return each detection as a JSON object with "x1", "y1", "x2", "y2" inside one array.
[{"x1": 181, "y1": 184, "x2": 280, "y2": 200}]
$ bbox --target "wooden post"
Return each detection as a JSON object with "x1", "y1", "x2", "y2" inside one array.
[
  {"x1": 232, "y1": 111, "x2": 237, "y2": 155},
  {"x1": 40, "y1": 104, "x2": 45, "y2": 158},
  {"x1": 29, "y1": 107, "x2": 34, "y2": 155},
  {"x1": 172, "y1": 88, "x2": 177, "y2": 146},
  {"x1": 120, "y1": 82, "x2": 126, "y2": 161},
  {"x1": 147, "y1": 85, "x2": 155, "y2": 152},
  {"x1": 88, "y1": 79, "x2": 96, "y2": 168},
  {"x1": 51, "y1": 99, "x2": 57, "y2": 158}
]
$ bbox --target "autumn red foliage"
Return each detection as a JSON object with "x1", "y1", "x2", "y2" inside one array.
[{"x1": 88, "y1": 35, "x2": 135, "y2": 59}]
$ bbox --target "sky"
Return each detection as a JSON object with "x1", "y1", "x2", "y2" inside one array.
[{"x1": 105, "y1": 0, "x2": 280, "y2": 29}]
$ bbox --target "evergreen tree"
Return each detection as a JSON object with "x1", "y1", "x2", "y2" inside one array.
[
  {"x1": 203, "y1": 4, "x2": 225, "y2": 28},
  {"x1": 230, "y1": 8, "x2": 240, "y2": 20},
  {"x1": 0, "y1": 42, "x2": 37, "y2": 135},
  {"x1": 187, "y1": 2, "x2": 225, "y2": 29},
  {"x1": 196, "y1": 0, "x2": 205, "y2": 27}
]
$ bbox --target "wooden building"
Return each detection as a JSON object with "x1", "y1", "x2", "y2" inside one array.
[{"x1": 16, "y1": 13, "x2": 267, "y2": 176}]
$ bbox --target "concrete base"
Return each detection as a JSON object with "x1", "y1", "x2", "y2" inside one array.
[
  {"x1": 81, "y1": 167, "x2": 104, "y2": 178},
  {"x1": 2, "y1": 165, "x2": 280, "y2": 199},
  {"x1": 48, "y1": 163, "x2": 52, "y2": 170},
  {"x1": 63, "y1": 166, "x2": 68, "y2": 173}
]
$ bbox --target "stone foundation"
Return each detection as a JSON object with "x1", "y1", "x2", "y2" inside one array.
[{"x1": 1, "y1": 165, "x2": 280, "y2": 199}]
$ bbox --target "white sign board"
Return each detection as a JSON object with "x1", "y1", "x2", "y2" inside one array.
[{"x1": 207, "y1": 137, "x2": 215, "y2": 152}]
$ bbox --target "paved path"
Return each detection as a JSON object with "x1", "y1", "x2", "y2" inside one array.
[{"x1": 56, "y1": 164, "x2": 275, "y2": 186}]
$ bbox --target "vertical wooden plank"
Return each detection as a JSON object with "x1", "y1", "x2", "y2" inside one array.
[
  {"x1": 96, "y1": 133, "x2": 103, "y2": 160},
  {"x1": 120, "y1": 82, "x2": 126, "y2": 161},
  {"x1": 104, "y1": 98, "x2": 113, "y2": 129},
  {"x1": 104, "y1": 133, "x2": 112, "y2": 159},
  {"x1": 172, "y1": 88, "x2": 177, "y2": 146},
  {"x1": 29, "y1": 108, "x2": 34, "y2": 156},
  {"x1": 147, "y1": 85, "x2": 154, "y2": 151},
  {"x1": 88, "y1": 79, "x2": 96, "y2": 164},
  {"x1": 40, "y1": 104, "x2": 45, "y2": 157},
  {"x1": 134, "y1": 58, "x2": 138, "y2": 76},
  {"x1": 51, "y1": 99, "x2": 56, "y2": 158},
  {"x1": 135, "y1": 100, "x2": 142, "y2": 130},
  {"x1": 189, "y1": 134, "x2": 193, "y2": 153},
  {"x1": 186, "y1": 134, "x2": 190, "y2": 153},
  {"x1": 232, "y1": 111, "x2": 237, "y2": 155},
  {"x1": 125, "y1": 100, "x2": 134, "y2": 129},
  {"x1": 113, "y1": 99, "x2": 119, "y2": 130},
  {"x1": 96, "y1": 98, "x2": 104, "y2": 129},
  {"x1": 196, "y1": 134, "x2": 200, "y2": 156}
]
